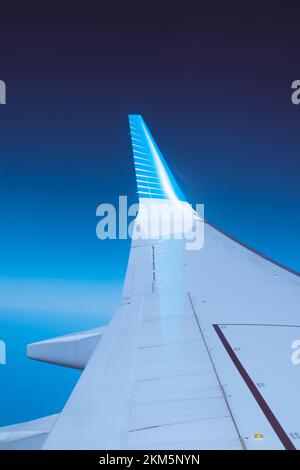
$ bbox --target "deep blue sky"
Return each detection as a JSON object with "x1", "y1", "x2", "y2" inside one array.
[{"x1": 0, "y1": 1, "x2": 300, "y2": 425}]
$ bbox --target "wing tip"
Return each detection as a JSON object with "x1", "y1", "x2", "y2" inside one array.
[{"x1": 128, "y1": 114, "x2": 144, "y2": 124}]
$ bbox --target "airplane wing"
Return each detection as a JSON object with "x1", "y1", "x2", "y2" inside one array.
[{"x1": 3, "y1": 115, "x2": 300, "y2": 450}]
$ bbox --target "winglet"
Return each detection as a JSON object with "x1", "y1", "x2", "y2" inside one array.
[{"x1": 128, "y1": 115, "x2": 185, "y2": 201}]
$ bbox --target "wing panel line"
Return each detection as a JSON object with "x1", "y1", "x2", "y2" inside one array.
[
  {"x1": 213, "y1": 324, "x2": 296, "y2": 450},
  {"x1": 187, "y1": 293, "x2": 246, "y2": 449}
]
